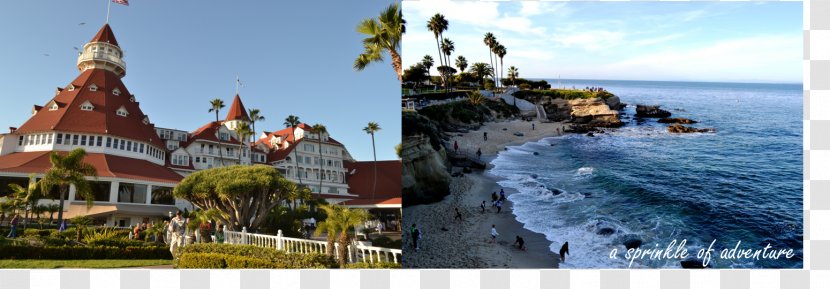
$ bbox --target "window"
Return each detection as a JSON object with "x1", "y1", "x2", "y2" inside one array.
[
  {"x1": 119, "y1": 139, "x2": 125, "y2": 150},
  {"x1": 142, "y1": 116, "x2": 149, "y2": 125},
  {"x1": 18, "y1": 136, "x2": 23, "y2": 146},
  {"x1": 200, "y1": 144, "x2": 205, "y2": 153},
  {"x1": 305, "y1": 156, "x2": 311, "y2": 164},
  {"x1": 132, "y1": 142, "x2": 138, "y2": 152},
  {"x1": 67, "y1": 85, "x2": 75, "y2": 91},
  {"x1": 116, "y1": 106, "x2": 128, "y2": 117},
  {"x1": 112, "y1": 88, "x2": 121, "y2": 96},
  {"x1": 126, "y1": 141, "x2": 132, "y2": 152},
  {"x1": 195, "y1": 157, "x2": 200, "y2": 163},
  {"x1": 139, "y1": 143, "x2": 144, "y2": 153},
  {"x1": 129, "y1": 96, "x2": 136, "y2": 102},
  {"x1": 208, "y1": 145, "x2": 214, "y2": 154},
  {"x1": 47, "y1": 134, "x2": 52, "y2": 144},
  {"x1": 74, "y1": 181, "x2": 110, "y2": 202},
  {"x1": 88, "y1": 84, "x2": 98, "y2": 91},
  {"x1": 72, "y1": 135, "x2": 79, "y2": 145},
  {"x1": 106, "y1": 137, "x2": 112, "y2": 148},
  {"x1": 151, "y1": 186, "x2": 175, "y2": 205},
  {"x1": 118, "y1": 182, "x2": 147, "y2": 204},
  {"x1": 96, "y1": 136, "x2": 102, "y2": 147},
  {"x1": 219, "y1": 132, "x2": 229, "y2": 141},
  {"x1": 81, "y1": 135, "x2": 87, "y2": 146},
  {"x1": 36, "y1": 134, "x2": 42, "y2": 145}
]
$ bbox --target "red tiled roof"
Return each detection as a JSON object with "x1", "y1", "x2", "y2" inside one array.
[
  {"x1": 187, "y1": 121, "x2": 241, "y2": 146},
  {"x1": 344, "y1": 160, "x2": 401, "y2": 201},
  {"x1": 225, "y1": 94, "x2": 250, "y2": 122},
  {"x1": 91, "y1": 24, "x2": 119, "y2": 46},
  {"x1": 14, "y1": 68, "x2": 164, "y2": 148},
  {"x1": 0, "y1": 151, "x2": 183, "y2": 184},
  {"x1": 342, "y1": 197, "x2": 401, "y2": 206}
]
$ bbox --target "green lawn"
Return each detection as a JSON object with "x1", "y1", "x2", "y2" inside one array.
[{"x1": 0, "y1": 259, "x2": 172, "y2": 269}]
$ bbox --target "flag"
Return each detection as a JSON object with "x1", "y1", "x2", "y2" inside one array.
[
  {"x1": 237, "y1": 77, "x2": 244, "y2": 88},
  {"x1": 112, "y1": 0, "x2": 129, "y2": 6}
]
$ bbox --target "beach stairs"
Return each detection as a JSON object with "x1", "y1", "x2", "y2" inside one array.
[
  {"x1": 497, "y1": 88, "x2": 538, "y2": 117},
  {"x1": 536, "y1": 104, "x2": 550, "y2": 122},
  {"x1": 446, "y1": 148, "x2": 487, "y2": 169}
]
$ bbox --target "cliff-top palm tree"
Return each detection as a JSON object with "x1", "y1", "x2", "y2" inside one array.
[
  {"x1": 248, "y1": 108, "x2": 265, "y2": 143},
  {"x1": 311, "y1": 123, "x2": 328, "y2": 196},
  {"x1": 421, "y1": 55, "x2": 434, "y2": 85},
  {"x1": 427, "y1": 13, "x2": 448, "y2": 85},
  {"x1": 284, "y1": 115, "x2": 304, "y2": 186},
  {"x1": 440, "y1": 38, "x2": 455, "y2": 92},
  {"x1": 363, "y1": 122, "x2": 381, "y2": 199},
  {"x1": 470, "y1": 62, "x2": 493, "y2": 88},
  {"x1": 495, "y1": 44, "x2": 507, "y2": 91},
  {"x1": 455, "y1": 55, "x2": 468, "y2": 73},
  {"x1": 39, "y1": 148, "x2": 97, "y2": 224},
  {"x1": 234, "y1": 122, "x2": 253, "y2": 164},
  {"x1": 508, "y1": 66, "x2": 519, "y2": 87},
  {"x1": 208, "y1": 98, "x2": 226, "y2": 166},
  {"x1": 483, "y1": 33, "x2": 497, "y2": 89},
  {"x1": 354, "y1": 3, "x2": 405, "y2": 81},
  {"x1": 490, "y1": 40, "x2": 501, "y2": 91}
]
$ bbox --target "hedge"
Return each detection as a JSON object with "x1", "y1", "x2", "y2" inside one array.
[
  {"x1": 174, "y1": 243, "x2": 337, "y2": 269},
  {"x1": 342, "y1": 262, "x2": 402, "y2": 269},
  {"x1": 0, "y1": 245, "x2": 172, "y2": 260}
]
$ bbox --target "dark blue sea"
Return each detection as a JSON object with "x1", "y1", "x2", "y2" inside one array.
[{"x1": 489, "y1": 79, "x2": 803, "y2": 268}]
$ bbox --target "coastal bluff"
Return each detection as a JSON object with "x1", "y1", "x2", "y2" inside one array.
[{"x1": 543, "y1": 97, "x2": 623, "y2": 127}]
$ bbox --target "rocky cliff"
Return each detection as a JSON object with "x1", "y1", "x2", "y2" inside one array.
[
  {"x1": 402, "y1": 134, "x2": 451, "y2": 206},
  {"x1": 542, "y1": 97, "x2": 622, "y2": 127}
]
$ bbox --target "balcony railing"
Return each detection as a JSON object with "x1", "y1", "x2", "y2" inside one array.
[{"x1": 77, "y1": 52, "x2": 126, "y2": 69}]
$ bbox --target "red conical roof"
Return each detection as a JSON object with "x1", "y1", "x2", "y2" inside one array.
[
  {"x1": 90, "y1": 23, "x2": 119, "y2": 46},
  {"x1": 225, "y1": 94, "x2": 250, "y2": 122}
]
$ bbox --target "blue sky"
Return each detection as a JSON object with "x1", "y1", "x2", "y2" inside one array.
[
  {"x1": 403, "y1": 1, "x2": 802, "y2": 83},
  {"x1": 0, "y1": 0, "x2": 401, "y2": 161}
]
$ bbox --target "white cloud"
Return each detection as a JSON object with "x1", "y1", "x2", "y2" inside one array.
[{"x1": 552, "y1": 30, "x2": 627, "y2": 51}]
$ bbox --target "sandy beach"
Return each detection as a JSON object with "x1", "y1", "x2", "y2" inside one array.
[{"x1": 403, "y1": 119, "x2": 566, "y2": 268}]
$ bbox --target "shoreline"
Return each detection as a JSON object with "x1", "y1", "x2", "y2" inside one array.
[{"x1": 403, "y1": 119, "x2": 566, "y2": 268}]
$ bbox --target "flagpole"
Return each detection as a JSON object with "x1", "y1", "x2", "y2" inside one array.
[
  {"x1": 106, "y1": 0, "x2": 112, "y2": 23},
  {"x1": 236, "y1": 76, "x2": 240, "y2": 94}
]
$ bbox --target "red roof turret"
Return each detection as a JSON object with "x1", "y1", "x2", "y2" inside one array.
[
  {"x1": 90, "y1": 24, "x2": 119, "y2": 46},
  {"x1": 225, "y1": 94, "x2": 250, "y2": 122}
]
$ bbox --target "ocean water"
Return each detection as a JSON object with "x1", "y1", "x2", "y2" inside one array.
[{"x1": 489, "y1": 79, "x2": 803, "y2": 268}]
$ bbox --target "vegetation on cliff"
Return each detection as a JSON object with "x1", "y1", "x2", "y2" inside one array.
[{"x1": 514, "y1": 89, "x2": 615, "y2": 103}]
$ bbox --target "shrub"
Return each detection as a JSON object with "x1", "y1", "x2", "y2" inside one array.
[
  {"x1": 23, "y1": 229, "x2": 52, "y2": 238},
  {"x1": 0, "y1": 245, "x2": 172, "y2": 260},
  {"x1": 174, "y1": 243, "x2": 336, "y2": 269},
  {"x1": 178, "y1": 253, "x2": 226, "y2": 269},
  {"x1": 342, "y1": 262, "x2": 402, "y2": 269},
  {"x1": 370, "y1": 236, "x2": 402, "y2": 249}
]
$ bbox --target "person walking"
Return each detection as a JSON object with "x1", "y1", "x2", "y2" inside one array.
[
  {"x1": 490, "y1": 225, "x2": 499, "y2": 243},
  {"x1": 169, "y1": 211, "x2": 185, "y2": 255},
  {"x1": 6, "y1": 214, "x2": 19, "y2": 238},
  {"x1": 499, "y1": 189, "x2": 506, "y2": 202},
  {"x1": 496, "y1": 200, "x2": 503, "y2": 214},
  {"x1": 58, "y1": 219, "x2": 67, "y2": 233},
  {"x1": 532, "y1": 123, "x2": 535, "y2": 130},
  {"x1": 454, "y1": 207, "x2": 463, "y2": 221},
  {"x1": 514, "y1": 236, "x2": 526, "y2": 251},
  {"x1": 491, "y1": 192, "x2": 498, "y2": 207},
  {"x1": 476, "y1": 148, "x2": 482, "y2": 159},
  {"x1": 480, "y1": 201, "x2": 486, "y2": 213},
  {"x1": 559, "y1": 241, "x2": 570, "y2": 263},
  {"x1": 410, "y1": 224, "x2": 422, "y2": 251},
  {"x1": 483, "y1": 132, "x2": 488, "y2": 141}
]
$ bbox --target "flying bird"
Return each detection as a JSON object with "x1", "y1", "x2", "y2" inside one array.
[
  {"x1": 73, "y1": 47, "x2": 79, "y2": 51},
  {"x1": 78, "y1": 22, "x2": 86, "y2": 26},
  {"x1": 42, "y1": 53, "x2": 50, "y2": 56}
]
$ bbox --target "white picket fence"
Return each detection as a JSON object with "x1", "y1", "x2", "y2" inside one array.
[{"x1": 222, "y1": 228, "x2": 402, "y2": 264}]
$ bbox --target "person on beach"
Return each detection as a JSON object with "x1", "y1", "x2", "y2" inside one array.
[
  {"x1": 499, "y1": 189, "x2": 506, "y2": 201},
  {"x1": 514, "y1": 236, "x2": 526, "y2": 251},
  {"x1": 476, "y1": 148, "x2": 482, "y2": 159},
  {"x1": 411, "y1": 224, "x2": 422, "y2": 251},
  {"x1": 532, "y1": 123, "x2": 535, "y2": 130},
  {"x1": 559, "y1": 241, "x2": 570, "y2": 263},
  {"x1": 481, "y1": 201, "x2": 486, "y2": 213},
  {"x1": 454, "y1": 141, "x2": 459, "y2": 152},
  {"x1": 454, "y1": 207, "x2": 463, "y2": 221},
  {"x1": 483, "y1": 132, "x2": 488, "y2": 141},
  {"x1": 496, "y1": 200, "x2": 503, "y2": 214},
  {"x1": 490, "y1": 225, "x2": 499, "y2": 243},
  {"x1": 491, "y1": 192, "x2": 498, "y2": 207}
]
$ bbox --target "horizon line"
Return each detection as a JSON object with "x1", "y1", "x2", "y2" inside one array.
[{"x1": 523, "y1": 77, "x2": 803, "y2": 86}]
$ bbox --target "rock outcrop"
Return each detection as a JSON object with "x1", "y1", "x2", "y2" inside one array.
[
  {"x1": 667, "y1": 124, "x2": 715, "y2": 133},
  {"x1": 569, "y1": 98, "x2": 623, "y2": 127},
  {"x1": 402, "y1": 134, "x2": 451, "y2": 206},
  {"x1": 658, "y1": 117, "x2": 697, "y2": 124},
  {"x1": 635, "y1": 105, "x2": 671, "y2": 118}
]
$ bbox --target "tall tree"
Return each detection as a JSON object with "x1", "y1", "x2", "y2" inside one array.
[
  {"x1": 234, "y1": 122, "x2": 253, "y2": 164},
  {"x1": 313, "y1": 207, "x2": 339, "y2": 257},
  {"x1": 483, "y1": 33, "x2": 497, "y2": 90},
  {"x1": 319, "y1": 205, "x2": 370, "y2": 266},
  {"x1": 354, "y1": 3, "x2": 405, "y2": 81},
  {"x1": 208, "y1": 98, "x2": 226, "y2": 166},
  {"x1": 363, "y1": 122, "x2": 381, "y2": 199},
  {"x1": 173, "y1": 165, "x2": 292, "y2": 231},
  {"x1": 440, "y1": 38, "x2": 455, "y2": 92},
  {"x1": 495, "y1": 44, "x2": 507, "y2": 91},
  {"x1": 455, "y1": 55, "x2": 468, "y2": 73},
  {"x1": 248, "y1": 108, "x2": 265, "y2": 143},
  {"x1": 283, "y1": 115, "x2": 304, "y2": 187},
  {"x1": 311, "y1": 124, "x2": 328, "y2": 196},
  {"x1": 470, "y1": 62, "x2": 493, "y2": 87},
  {"x1": 421, "y1": 55, "x2": 434, "y2": 86},
  {"x1": 38, "y1": 148, "x2": 97, "y2": 224},
  {"x1": 8, "y1": 175, "x2": 40, "y2": 226},
  {"x1": 508, "y1": 66, "x2": 519, "y2": 87},
  {"x1": 427, "y1": 14, "x2": 449, "y2": 86}
]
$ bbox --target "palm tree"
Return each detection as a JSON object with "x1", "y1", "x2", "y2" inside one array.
[
  {"x1": 421, "y1": 55, "x2": 434, "y2": 85},
  {"x1": 313, "y1": 212, "x2": 339, "y2": 257},
  {"x1": 46, "y1": 203, "x2": 60, "y2": 223},
  {"x1": 483, "y1": 33, "x2": 497, "y2": 89},
  {"x1": 320, "y1": 205, "x2": 370, "y2": 266},
  {"x1": 208, "y1": 98, "x2": 226, "y2": 166},
  {"x1": 455, "y1": 55, "x2": 468, "y2": 73},
  {"x1": 311, "y1": 124, "x2": 328, "y2": 196},
  {"x1": 470, "y1": 62, "x2": 493, "y2": 87},
  {"x1": 363, "y1": 122, "x2": 381, "y2": 199},
  {"x1": 70, "y1": 215, "x2": 93, "y2": 243},
  {"x1": 427, "y1": 14, "x2": 448, "y2": 73},
  {"x1": 495, "y1": 44, "x2": 507, "y2": 91},
  {"x1": 283, "y1": 115, "x2": 304, "y2": 187},
  {"x1": 248, "y1": 108, "x2": 265, "y2": 143},
  {"x1": 8, "y1": 174, "x2": 39, "y2": 226},
  {"x1": 354, "y1": 3, "x2": 405, "y2": 81},
  {"x1": 39, "y1": 148, "x2": 97, "y2": 224},
  {"x1": 234, "y1": 122, "x2": 253, "y2": 164},
  {"x1": 440, "y1": 38, "x2": 455, "y2": 92},
  {"x1": 508, "y1": 66, "x2": 519, "y2": 87},
  {"x1": 144, "y1": 221, "x2": 167, "y2": 244},
  {"x1": 468, "y1": 91, "x2": 485, "y2": 105},
  {"x1": 490, "y1": 41, "x2": 501, "y2": 91},
  {"x1": 188, "y1": 208, "x2": 224, "y2": 243}
]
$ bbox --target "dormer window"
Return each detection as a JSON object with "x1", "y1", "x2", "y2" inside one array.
[
  {"x1": 143, "y1": 116, "x2": 150, "y2": 125},
  {"x1": 48, "y1": 101, "x2": 59, "y2": 111},
  {"x1": 80, "y1": 100, "x2": 94, "y2": 111},
  {"x1": 116, "y1": 106, "x2": 128, "y2": 117},
  {"x1": 129, "y1": 95, "x2": 136, "y2": 102},
  {"x1": 89, "y1": 84, "x2": 98, "y2": 92},
  {"x1": 67, "y1": 85, "x2": 75, "y2": 91},
  {"x1": 112, "y1": 88, "x2": 121, "y2": 96}
]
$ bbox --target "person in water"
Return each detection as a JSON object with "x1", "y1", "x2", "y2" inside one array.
[
  {"x1": 514, "y1": 235, "x2": 526, "y2": 251},
  {"x1": 559, "y1": 241, "x2": 570, "y2": 263}
]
